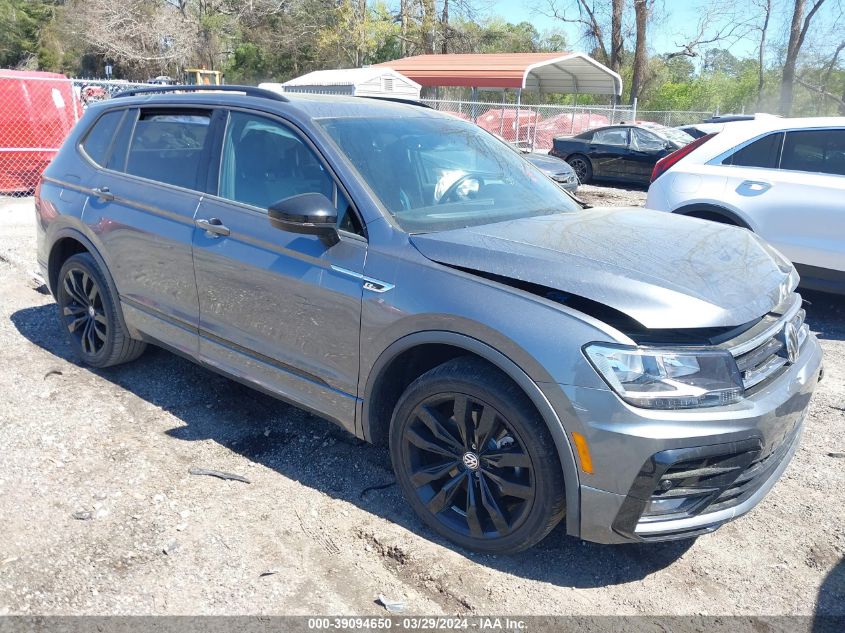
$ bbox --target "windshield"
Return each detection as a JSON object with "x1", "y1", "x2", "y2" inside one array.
[{"x1": 319, "y1": 115, "x2": 580, "y2": 232}]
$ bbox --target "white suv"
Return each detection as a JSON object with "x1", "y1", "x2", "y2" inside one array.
[{"x1": 646, "y1": 117, "x2": 845, "y2": 293}]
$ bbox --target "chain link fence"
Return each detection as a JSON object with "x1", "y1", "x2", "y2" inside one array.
[
  {"x1": 423, "y1": 99, "x2": 715, "y2": 151},
  {"x1": 0, "y1": 73, "x2": 716, "y2": 197},
  {"x1": 422, "y1": 99, "x2": 640, "y2": 151},
  {"x1": 634, "y1": 110, "x2": 714, "y2": 127},
  {"x1": 0, "y1": 74, "x2": 154, "y2": 197}
]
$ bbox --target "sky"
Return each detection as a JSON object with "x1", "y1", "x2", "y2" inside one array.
[{"x1": 489, "y1": 1, "x2": 841, "y2": 63}]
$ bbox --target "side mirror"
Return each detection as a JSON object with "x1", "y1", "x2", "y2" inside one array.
[{"x1": 268, "y1": 193, "x2": 339, "y2": 246}]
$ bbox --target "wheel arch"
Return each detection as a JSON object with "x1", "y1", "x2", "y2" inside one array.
[
  {"x1": 673, "y1": 203, "x2": 752, "y2": 230},
  {"x1": 361, "y1": 330, "x2": 582, "y2": 538},
  {"x1": 47, "y1": 228, "x2": 134, "y2": 337}
]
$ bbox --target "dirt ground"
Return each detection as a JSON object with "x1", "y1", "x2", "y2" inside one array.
[{"x1": 0, "y1": 192, "x2": 842, "y2": 620}]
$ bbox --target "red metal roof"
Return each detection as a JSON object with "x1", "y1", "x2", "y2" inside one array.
[{"x1": 377, "y1": 53, "x2": 572, "y2": 89}]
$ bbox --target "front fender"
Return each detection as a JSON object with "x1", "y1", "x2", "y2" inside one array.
[{"x1": 361, "y1": 330, "x2": 583, "y2": 539}]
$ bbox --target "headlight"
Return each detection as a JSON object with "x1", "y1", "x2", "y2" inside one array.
[{"x1": 584, "y1": 343, "x2": 744, "y2": 409}]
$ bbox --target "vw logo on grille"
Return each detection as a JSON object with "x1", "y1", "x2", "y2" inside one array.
[
  {"x1": 784, "y1": 322, "x2": 800, "y2": 364},
  {"x1": 462, "y1": 452, "x2": 480, "y2": 471}
]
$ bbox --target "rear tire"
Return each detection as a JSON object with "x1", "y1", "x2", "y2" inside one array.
[
  {"x1": 389, "y1": 357, "x2": 566, "y2": 554},
  {"x1": 56, "y1": 253, "x2": 146, "y2": 368},
  {"x1": 567, "y1": 155, "x2": 593, "y2": 183}
]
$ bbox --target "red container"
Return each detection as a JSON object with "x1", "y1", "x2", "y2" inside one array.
[
  {"x1": 476, "y1": 108, "x2": 541, "y2": 143},
  {"x1": 0, "y1": 70, "x2": 82, "y2": 193},
  {"x1": 532, "y1": 112, "x2": 610, "y2": 151}
]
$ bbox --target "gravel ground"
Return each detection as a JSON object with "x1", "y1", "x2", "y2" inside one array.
[
  {"x1": 0, "y1": 192, "x2": 842, "y2": 620},
  {"x1": 575, "y1": 183, "x2": 648, "y2": 208}
]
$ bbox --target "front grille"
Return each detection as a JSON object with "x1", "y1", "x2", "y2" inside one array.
[{"x1": 731, "y1": 296, "x2": 808, "y2": 391}]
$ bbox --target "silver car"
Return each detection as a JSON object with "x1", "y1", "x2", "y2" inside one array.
[{"x1": 35, "y1": 86, "x2": 823, "y2": 553}]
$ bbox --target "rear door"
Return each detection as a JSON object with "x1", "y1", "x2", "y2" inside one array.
[
  {"x1": 80, "y1": 106, "x2": 219, "y2": 355},
  {"x1": 191, "y1": 109, "x2": 367, "y2": 432},
  {"x1": 588, "y1": 127, "x2": 631, "y2": 178},
  {"x1": 714, "y1": 129, "x2": 845, "y2": 272}
]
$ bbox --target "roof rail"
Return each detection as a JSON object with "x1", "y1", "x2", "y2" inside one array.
[
  {"x1": 356, "y1": 95, "x2": 430, "y2": 108},
  {"x1": 112, "y1": 84, "x2": 289, "y2": 102}
]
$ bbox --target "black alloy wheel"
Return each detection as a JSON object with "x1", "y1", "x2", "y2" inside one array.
[
  {"x1": 61, "y1": 266, "x2": 108, "y2": 356},
  {"x1": 55, "y1": 252, "x2": 146, "y2": 367},
  {"x1": 567, "y1": 156, "x2": 592, "y2": 183},
  {"x1": 402, "y1": 392, "x2": 535, "y2": 540},
  {"x1": 390, "y1": 357, "x2": 566, "y2": 553}
]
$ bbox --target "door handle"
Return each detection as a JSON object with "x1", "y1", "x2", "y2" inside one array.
[
  {"x1": 91, "y1": 186, "x2": 114, "y2": 201},
  {"x1": 196, "y1": 217, "x2": 230, "y2": 237}
]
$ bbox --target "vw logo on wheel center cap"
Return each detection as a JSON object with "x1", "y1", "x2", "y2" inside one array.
[
  {"x1": 87, "y1": 305, "x2": 96, "y2": 317},
  {"x1": 462, "y1": 452, "x2": 480, "y2": 471}
]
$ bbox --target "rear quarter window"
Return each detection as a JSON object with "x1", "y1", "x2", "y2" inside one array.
[
  {"x1": 80, "y1": 110, "x2": 125, "y2": 166},
  {"x1": 722, "y1": 132, "x2": 783, "y2": 168}
]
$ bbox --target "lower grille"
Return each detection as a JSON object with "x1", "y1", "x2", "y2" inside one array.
[
  {"x1": 612, "y1": 422, "x2": 803, "y2": 540},
  {"x1": 707, "y1": 424, "x2": 801, "y2": 513}
]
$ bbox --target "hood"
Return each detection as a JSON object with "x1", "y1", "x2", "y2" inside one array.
[
  {"x1": 525, "y1": 153, "x2": 574, "y2": 176},
  {"x1": 410, "y1": 208, "x2": 795, "y2": 330}
]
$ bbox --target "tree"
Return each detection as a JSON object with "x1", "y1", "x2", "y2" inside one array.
[
  {"x1": 629, "y1": 0, "x2": 649, "y2": 103},
  {"x1": 0, "y1": 0, "x2": 58, "y2": 68},
  {"x1": 540, "y1": 0, "x2": 610, "y2": 66},
  {"x1": 780, "y1": 0, "x2": 828, "y2": 115},
  {"x1": 753, "y1": 0, "x2": 772, "y2": 109},
  {"x1": 610, "y1": 0, "x2": 624, "y2": 73}
]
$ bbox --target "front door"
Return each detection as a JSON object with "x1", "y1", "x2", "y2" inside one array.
[
  {"x1": 588, "y1": 127, "x2": 631, "y2": 179},
  {"x1": 191, "y1": 110, "x2": 367, "y2": 432}
]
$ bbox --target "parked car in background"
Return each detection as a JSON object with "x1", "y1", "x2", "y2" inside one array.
[
  {"x1": 549, "y1": 123, "x2": 693, "y2": 186},
  {"x1": 676, "y1": 122, "x2": 724, "y2": 139},
  {"x1": 647, "y1": 117, "x2": 845, "y2": 294},
  {"x1": 36, "y1": 86, "x2": 822, "y2": 553},
  {"x1": 522, "y1": 150, "x2": 579, "y2": 191}
]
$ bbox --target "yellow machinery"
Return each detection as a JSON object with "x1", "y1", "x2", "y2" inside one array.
[{"x1": 183, "y1": 69, "x2": 223, "y2": 86}]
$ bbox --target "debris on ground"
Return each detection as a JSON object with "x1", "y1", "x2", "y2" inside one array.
[
  {"x1": 376, "y1": 594, "x2": 407, "y2": 613},
  {"x1": 72, "y1": 511, "x2": 92, "y2": 521},
  {"x1": 188, "y1": 467, "x2": 251, "y2": 484}
]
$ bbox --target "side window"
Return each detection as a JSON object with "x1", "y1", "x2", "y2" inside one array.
[
  {"x1": 631, "y1": 128, "x2": 665, "y2": 151},
  {"x1": 592, "y1": 128, "x2": 629, "y2": 147},
  {"x1": 80, "y1": 110, "x2": 124, "y2": 166},
  {"x1": 125, "y1": 110, "x2": 212, "y2": 189},
  {"x1": 722, "y1": 132, "x2": 783, "y2": 168},
  {"x1": 219, "y1": 111, "x2": 362, "y2": 234},
  {"x1": 105, "y1": 108, "x2": 136, "y2": 172},
  {"x1": 781, "y1": 129, "x2": 845, "y2": 176}
]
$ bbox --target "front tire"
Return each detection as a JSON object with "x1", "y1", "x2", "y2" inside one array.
[
  {"x1": 389, "y1": 357, "x2": 566, "y2": 554},
  {"x1": 56, "y1": 253, "x2": 146, "y2": 368}
]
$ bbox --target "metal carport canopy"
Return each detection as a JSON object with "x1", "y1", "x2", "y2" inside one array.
[{"x1": 376, "y1": 52, "x2": 622, "y2": 95}]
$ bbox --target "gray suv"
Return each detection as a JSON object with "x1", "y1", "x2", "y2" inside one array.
[{"x1": 35, "y1": 86, "x2": 823, "y2": 553}]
